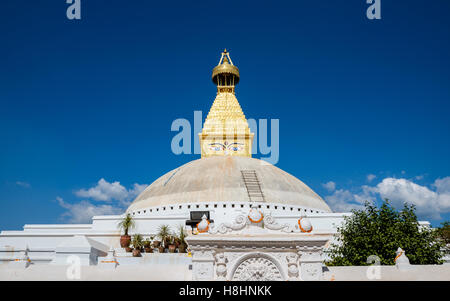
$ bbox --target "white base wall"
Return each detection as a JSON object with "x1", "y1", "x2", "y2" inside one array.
[
  {"x1": 0, "y1": 206, "x2": 433, "y2": 269},
  {"x1": 1, "y1": 259, "x2": 449, "y2": 281}
]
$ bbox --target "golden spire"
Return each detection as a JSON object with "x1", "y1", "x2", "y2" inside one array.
[{"x1": 199, "y1": 50, "x2": 254, "y2": 158}]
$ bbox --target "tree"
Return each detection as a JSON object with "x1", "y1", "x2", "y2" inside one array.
[
  {"x1": 326, "y1": 200, "x2": 444, "y2": 266},
  {"x1": 436, "y1": 221, "x2": 450, "y2": 257}
]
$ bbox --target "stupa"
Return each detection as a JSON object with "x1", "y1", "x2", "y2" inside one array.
[
  {"x1": 2, "y1": 50, "x2": 409, "y2": 281},
  {"x1": 127, "y1": 50, "x2": 332, "y2": 218}
]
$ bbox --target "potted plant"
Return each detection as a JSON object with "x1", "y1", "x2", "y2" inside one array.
[
  {"x1": 177, "y1": 224, "x2": 188, "y2": 253},
  {"x1": 143, "y1": 239, "x2": 153, "y2": 253},
  {"x1": 168, "y1": 236, "x2": 176, "y2": 253},
  {"x1": 153, "y1": 240, "x2": 161, "y2": 248},
  {"x1": 118, "y1": 213, "x2": 135, "y2": 249},
  {"x1": 157, "y1": 224, "x2": 171, "y2": 253},
  {"x1": 131, "y1": 234, "x2": 143, "y2": 257},
  {"x1": 149, "y1": 236, "x2": 155, "y2": 248}
]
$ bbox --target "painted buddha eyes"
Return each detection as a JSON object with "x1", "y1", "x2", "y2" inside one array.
[{"x1": 208, "y1": 142, "x2": 243, "y2": 152}]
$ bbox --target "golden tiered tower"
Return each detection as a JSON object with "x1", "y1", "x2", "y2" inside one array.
[{"x1": 199, "y1": 50, "x2": 254, "y2": 158}]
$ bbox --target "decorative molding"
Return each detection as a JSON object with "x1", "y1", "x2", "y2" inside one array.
[
  {"x1": 230, "y1": 253, "x2": 284, "y2": 281},
  {"x1": 300, "y1": 262, "x2": 322, "y2": 281},
  {"x1": 215, "y1": 253, "x2": 227, "y2": 280},
  {"x1": 263, "y1": 213, "x2": 293, "y2": 232},
  {"x1": 208, "y1": 214, "x2": 248, "y2": 234},
  {"x1": 286, "y1": 253, "x2": 299, "y2": 280}
]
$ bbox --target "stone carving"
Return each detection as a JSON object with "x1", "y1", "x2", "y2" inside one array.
[
  {"x1": 190, "y1": 246, "x2": 215, "y2": 280},
  {"x1": 297, "y1": 245, "x2": 323, "y2": 258},
  {"x1": 232, "y1": 256, "x2": 283, "y2": 281},
  {"x1": 191, "y1": 246, "x2": 215, "y2": 259},
  {"x1": 197, "y1": 215, "x2": 210, "y2": 233},
  {"x1": 248, "y1": 205, "x2": 264, "y2": 224},
  {"x1": 186, "y1": 208, "x2": 330, "y2": 281},
  {"x1": 215, "y1": 253, "x2": 228, "y2": 280},
  {"x1": 300, "y1": 262, "x2": 322, "y2": 281},
  {"x1": 224, "y1": 252, "x2": 244, "y2": 266},
  {"x1": 297, "y1": 245, "x2": 324, "y2": 281},
  {"x1": 395, "y1": 247, "x2": 412, "y2": 271},
  {"x1": 194, "y1": 262, "x2": 214, "y2": 280},
  {"x1": 209, "y1": 214, "x2": 248, "y2": 234},
  {"x1": 286, "y1": 253, "x2": 299, "y2": 280},
  {"x1": 395, "y1": 247, "x2": 410, "y2": 265},
  {"x1": 99, "y1": 246, "x2": 118, "y2": 269},
  {"x1": 263, "y1": 213, "x2": 292, "y2": 232},
  {"x1": 298, "y1": 216, "x2": 313, "y2": 233},
  {"x1": 207, "y1": 207, "x2": 317, "y2": 235}
]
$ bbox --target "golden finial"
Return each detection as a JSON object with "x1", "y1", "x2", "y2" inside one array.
[{"x1": 212, "y1": 49, "x2": 240, "y2": 86}]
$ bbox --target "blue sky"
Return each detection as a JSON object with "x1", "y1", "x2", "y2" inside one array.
[{"x1": 0, "y1": 0, "x2": 449, "y2": 229}]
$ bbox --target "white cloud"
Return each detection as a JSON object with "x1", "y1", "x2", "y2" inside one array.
[
  {"x1": 323, "y1": 175, "x2": 450, "y2": 220},
  {"x1": 366, "y1": 174, "x2": 376, "y2": 182},
  {"x1": 325, "y1": 189, "x2": 366, "y2": 212},
  {"x1": 57, "y1": 197, "x2": 122, "y2": 223},
  {"x1": 75, "y1": 178, "x2": 128, "y2": 201},
  {"x1": 74, "y1": 178, "x2": 147, "y2": 202},
  {"x1": 354, "y1": 185, "x2": 377, "y2": 203},
  {"x1": 118, "y1": 183, "x2": 149, "y2": 207},
  {"x1": 433, "y1": 177, "x2": 450, "y2": 194},
  {"x1": 373, "y1": 177, "x2": 450, "y2": 220},
  {"x1": 58, "y1": 179, "x2": 149, "y2": 221},
  {"x1": 322, "y1": 181, "x2": 336, "y2": 192},
  {"x1": 129, "y1": 183, "x2": 148, "y2": 198},
  {"x1": 15, "y1": 181, "x2": 30, "y2": 188}
]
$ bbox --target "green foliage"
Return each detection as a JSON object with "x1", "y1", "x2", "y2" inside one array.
[
  {"x1": 157, "y1": 224, "x2": 172, "y2": 248},
  {"x1": 177, "y1": 224, "x2": 188, "y2": 252},
  {"x1": 117, "y1": 213, "x2": 135, "y2": 236},
  {"x1": 436, "y1": 221, "x2": 450, "y2": 245},
  {"x1": 143, "y1": 238, "x2": 151, "y2": 248},
  {"x1": 326, "y1": 200, "x2": 444, "y2": 266},
  {"x1": 131, "y1": 234, "x2": 143, "y2": 249}
]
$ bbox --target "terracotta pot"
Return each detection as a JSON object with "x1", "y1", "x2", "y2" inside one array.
[
  {"x1": 132, "y1": 249, "x2": 141, "y2": 257},
  {"x1": 178, "y1": 244, "x2": 186, "y2": 253},
  {"x1": 158, "y1": 246, "x2": 165, "y2": 253},
  {"x1": 125, "y1": 247, "x2": 133, "y2": 253},
  {"x1": 168, "y1": 245, "x2": 176, "y2": 253},
  {"x1": 153, "y1": 241, "x2": 161, "y2": 248},
  {"x1": 165, "y1": 238, "x2": 172, "y2": 246},
  {"x1": 144, "y1": 247, "x2": 153, "y2": 253},
  {"x1": 120, "y1": 235, "x2": 131, "y2": 248}
]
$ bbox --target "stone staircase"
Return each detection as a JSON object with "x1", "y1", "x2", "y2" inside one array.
[{"x1": 241, "y1": 170, "x2": 265, "y2": 202}]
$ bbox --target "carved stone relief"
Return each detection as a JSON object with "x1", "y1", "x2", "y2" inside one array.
[{"x1": 231, "y1": 256, "x2": 283, "y2": 281}]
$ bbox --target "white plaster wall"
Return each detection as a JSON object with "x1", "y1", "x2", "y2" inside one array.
[
  {"x1": 1, "y1": 261, "x2": 449, "y2": 281},
  {"x1": 324, "y1": 265, "x2": 450, "y2": 281},
  {"x1": 0, "y1": 206, "x2": 432, "y2": 265}
]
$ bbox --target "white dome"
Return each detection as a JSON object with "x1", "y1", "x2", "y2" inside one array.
[{"x1": 127, "y1": 156, "x2": 331, "y2": 213}]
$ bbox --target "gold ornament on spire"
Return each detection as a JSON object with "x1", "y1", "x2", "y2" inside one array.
[
  {"x1": 212, "y1": 49, "x2": 240, "y2": 92},
  {"x1": 199, "y1": 50, "x2": 254, "y2": 158}
]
